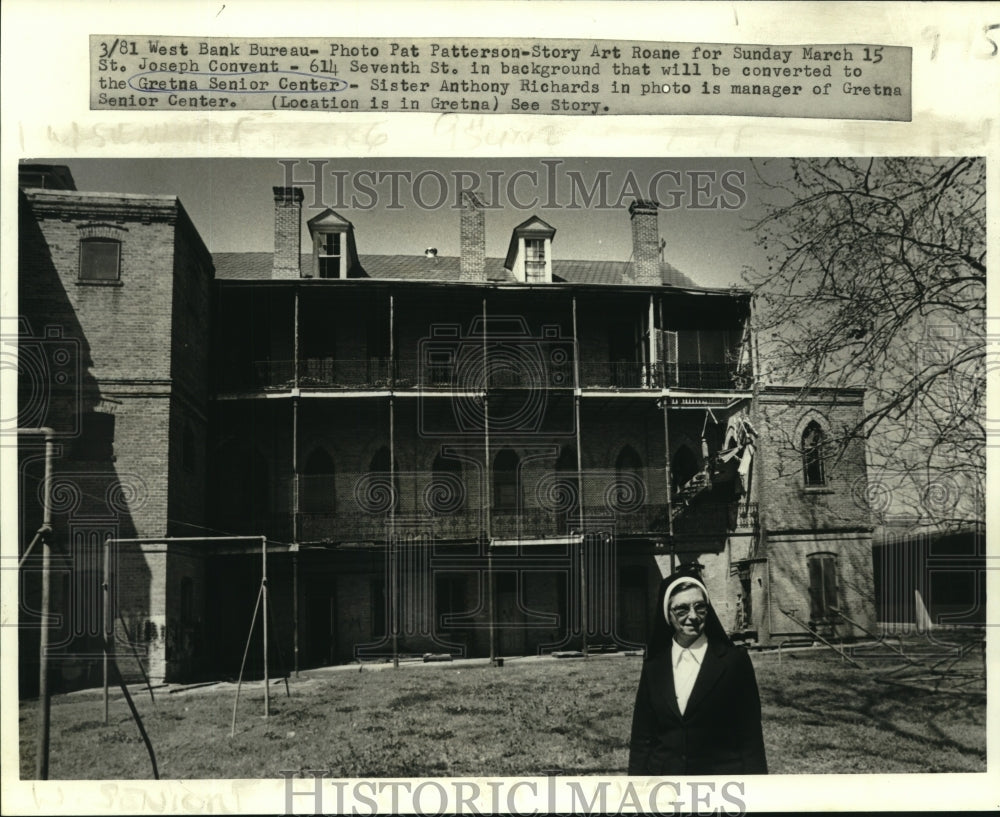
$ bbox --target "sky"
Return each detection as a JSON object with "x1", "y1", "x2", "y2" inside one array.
[{"x1": 58, "y1": 157, "x2": 771, "y2": 288}]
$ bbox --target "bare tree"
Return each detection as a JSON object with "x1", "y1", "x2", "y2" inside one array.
[{"x1": 745, "y1": 157, "x2": 986, "y2": 529}]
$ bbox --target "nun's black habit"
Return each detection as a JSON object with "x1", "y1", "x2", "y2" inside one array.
[{"x1": 627, "y1": 570, "x2": 768, "y2": 775}]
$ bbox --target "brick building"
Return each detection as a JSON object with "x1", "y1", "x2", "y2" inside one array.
[{"x1": 17, "y1": 164, "x2": 876, "y2": 687}]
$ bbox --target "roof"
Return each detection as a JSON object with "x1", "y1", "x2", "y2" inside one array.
[{"x1": 213, "y1": 252, "x2": 700, "y2": 288}]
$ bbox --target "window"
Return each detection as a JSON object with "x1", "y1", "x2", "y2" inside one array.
[
  {"x1": 318, "y1": 232, "x2": 342, "y2": 279},
  {"x1": 802, "y1": 421, "x2": 826, "y2": 486},
  {"x1": 301, "y1": 447, "x2": 337, "y2": 513},
  {"x1": 79, "y1": 238, "x2": 121, "y2": 281},
  {"x1": 524, "y1": 238, "x2": 546, "y2": 282},
  {"x1": 807, "y1": 552, "x2": 838, "y2": 623},
  {"x1": 493, "y1": 448, "x2": 520, "y2": 510}
]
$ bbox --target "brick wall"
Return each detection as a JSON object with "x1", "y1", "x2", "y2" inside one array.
[
  {"x1": 272, "y1": 187, "x2": 303, "y2": 278},
  {"x1": 756, "y1": 387, "x2": 872, "y2": 532}
]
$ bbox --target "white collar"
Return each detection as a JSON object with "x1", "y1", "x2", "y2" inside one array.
[{"x1": 671, "y1": 633, "x2": 708, "y2": 667}]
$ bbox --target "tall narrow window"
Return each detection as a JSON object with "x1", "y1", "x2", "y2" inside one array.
[
  {"x1": 318, "y1": 232, "x2": 342, "y2": 279},
  {"x1": 524, "y1": 238, "x2": 546, "y2": 282},
  {"x1": 802, "y1": 421, "x2": 826, "y2": 486},
  {"x1": 79, "y1": 238, "x2": 121, "y2": 281},
  {"x1": 493, "y1": 448, "x2": 520, "y2": 510},
  {"x1": 807, "y1": 552, "x2": 838, "y2": 623}
]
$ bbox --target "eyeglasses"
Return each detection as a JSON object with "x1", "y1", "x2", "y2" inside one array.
[{"x1": 669, "y1": 603, "x2": 708, "y2": 619}]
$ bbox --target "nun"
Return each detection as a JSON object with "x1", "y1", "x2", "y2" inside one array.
[{"x1": 628, "y1": 570, "x2": 768, "y2": 775}]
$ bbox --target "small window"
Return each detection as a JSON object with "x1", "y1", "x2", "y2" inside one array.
[
  {"x1": 318, "y1": 232, "x2": 342, "y2": 279},
  {"x1": 802, "y1": 421, "x2": 826, "y2": 486},
  {"x1": 524, "y1": 239, "x2": 546, "y2": 282},
  {"x1": 79, "y1": 238, "x2": 121, "y2": 281}
]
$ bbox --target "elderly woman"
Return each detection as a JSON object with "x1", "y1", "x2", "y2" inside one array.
[{"x1": 628, "y1": 570, "x2": 768, "y2": 775}]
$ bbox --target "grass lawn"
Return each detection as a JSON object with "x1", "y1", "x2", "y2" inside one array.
[{"x1": 19, "y1": 639, "x2": 986, "y2": 779}]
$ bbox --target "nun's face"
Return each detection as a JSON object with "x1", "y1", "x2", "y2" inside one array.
[{"x1": 666, "y1": 586, "x2": 708, "y2": 647}]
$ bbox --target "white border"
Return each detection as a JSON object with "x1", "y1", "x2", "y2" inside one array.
[{"x1": 2, "y1": 1, "x2": 996, "y2": 813}]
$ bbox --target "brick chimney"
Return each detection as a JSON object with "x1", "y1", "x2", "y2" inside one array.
[
  {"x1": 629, "y1": 199, "x2": 661, "y2": 286},
  {"x1": 272, "y1": 186, "x2": 303, "y2": 279},
  {"x1": 459, "y1": 192, "x2": 486, "y2": 282}
]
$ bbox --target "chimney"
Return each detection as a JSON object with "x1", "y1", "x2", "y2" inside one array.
[
  {"x1": 629, "y1": 199, "x2": 661, "y2": 286},
  {"x1": 459, "y1": 192, "x2": 486, "y2": 282},
  {"x1": 272, "y1": 186, "x2": 304, "y2": 279}
]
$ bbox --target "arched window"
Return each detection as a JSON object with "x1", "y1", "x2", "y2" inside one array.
[
  {"x1": 301, "y1": 447, "x2": 337, "y2": 513},
  {"x1": 802, "y1": 421, "x2": 826, "y2": 486},
  {"x1": 428, "y1": 453, "x2": 464, "y2": 515},
  {"x1": 493, "y1": 448, "x2": 520, "y2": 510}
]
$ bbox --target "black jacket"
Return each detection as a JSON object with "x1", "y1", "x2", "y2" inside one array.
[{"x1": 628, "y1": 637, "x2": 768, "y2": 775}]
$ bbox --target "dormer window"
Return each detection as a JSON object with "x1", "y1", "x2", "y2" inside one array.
[
  {"x1": 524, "y1": 239, "x2": 546, "y2": 283},
  {"x1": 307, "y1": 208, "x2": 356, "y2": 279},
  {"x1": 318, "y1": 232, "x2": 342, "y2": 278},
  {"x1": 504, "y1": 216, "x2": 556, "y2": 284}
]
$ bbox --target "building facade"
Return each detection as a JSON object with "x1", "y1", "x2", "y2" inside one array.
[{"x1": 17, "y1": 165, "x2": 877, "y2": 687}]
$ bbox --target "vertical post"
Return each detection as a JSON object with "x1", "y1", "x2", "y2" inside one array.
[
  {"x1": 292, "y1": 552, "x2": 299, "y2": 677},
  {"x1": 662, "y1": 396, "x2": 675, "y2": 572},
  {"x1": 483, "y1": 296, "x2": 495, "y2": 666},
  {"x1": 660, "y1": 295, "x2": 674, "y2": 569},
  {"x1": 572, "y1": 295, "x2": 586, "y2": 654},
  {"x1": 293, "y1": 285, "x2": 300, "y2": 389},
  {"x1": 390, "y1": 393, "x2": 398, "y2": 669},
  {"x1": 657, "y1": 296, "x2": 665, "y2": 388},
  {"x1": 580, "y1": 538, "x2": 588, "y2": 657},
  {"x1": 292, "y1": 395, "x2": 300, "y2": 676},
  {"x1": 103, "y1": 536, "x2": 111, "y2": 725},
  {"x1": 648, "y1": 295, "x2": 656, "y2": 387},
  {"x1": 262, "y1": 536, "x2": 269, "y2": 717},
  {"x1": 572, "y1": 294, "x2": 584, "y2": 513},
  {"x1": 389, "y1": 291, "x2": 395, "y2": 387},
  {"x1": 35, "y1": 431, "x2": 54, "y2": 780}
]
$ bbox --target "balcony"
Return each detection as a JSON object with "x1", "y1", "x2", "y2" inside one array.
[
  {"x1": 670, "y1": 363, "x2": 738, "y2": 391},
  {"x1": 298, "y1": 358, "x2": 393, "y2": 389},
  {"x1": 578, "y1": 361, "x2": 657, "y2": 390},
  {"x1": 214, "y1": 358, "x2": 746, "y2": 393}
]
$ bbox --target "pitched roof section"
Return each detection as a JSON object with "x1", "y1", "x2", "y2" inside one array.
[{"x1": 213, "y1": 252, "x2": 699, "y2": 288}]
